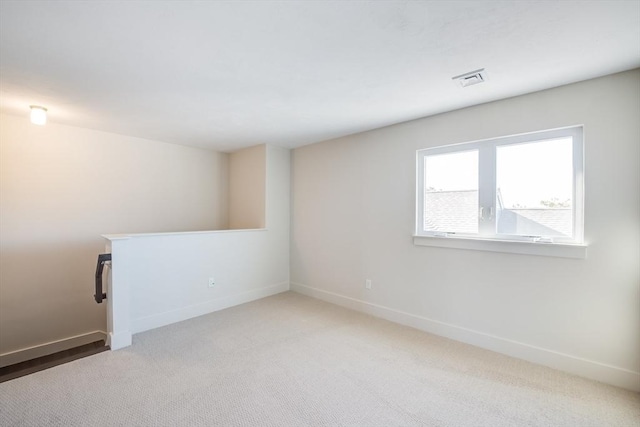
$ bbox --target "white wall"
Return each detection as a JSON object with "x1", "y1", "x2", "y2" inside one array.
[
  {"x1": 0, "y1": 114, "x2": 229, "y2": 361},
  {"x1": 229, "y1": 144, "x2": 266, "y2": 229},
  {"x1": 105, "y1": 145, "x2": 290, "y2": 348},
  {"x1": 290, "y1": 70, "x2": 640, "y2": 390}
]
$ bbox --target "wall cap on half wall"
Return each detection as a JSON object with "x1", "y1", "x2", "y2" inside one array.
[{"x1": 102, "y1": 228, "x2": 267, "y2": 241}]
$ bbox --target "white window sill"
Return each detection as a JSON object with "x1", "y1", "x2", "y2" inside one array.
[{"x1": 413, "y1": 235, "x2": 587, "y2": 259}]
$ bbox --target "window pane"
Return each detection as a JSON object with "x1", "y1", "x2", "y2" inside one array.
[
  {"x1": 496, "y1": 138, "x2": 573, "y2": 237},
  {"x1": 424, "y1": 150, "x2": 478, "y2": 233}
]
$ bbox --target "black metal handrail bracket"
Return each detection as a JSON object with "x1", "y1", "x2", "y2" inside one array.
[{"x1": 94, "y1": 253, "x2": 112, "y2": 303}]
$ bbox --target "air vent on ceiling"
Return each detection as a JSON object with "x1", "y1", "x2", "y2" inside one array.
[{"x1": 452, "y1": 69, "x2": 486, "y2": 87}]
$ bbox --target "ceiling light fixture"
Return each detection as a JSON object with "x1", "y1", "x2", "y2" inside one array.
[
  {"x1": 30, "y1": 105, "x2": 47, "y2": 125},
  {"x1": 452, "y1": 69, "x2": 486, "y2": 88}
]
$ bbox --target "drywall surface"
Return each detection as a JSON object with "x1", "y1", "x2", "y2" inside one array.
[
  {"x1": 0, "y1": 114, "x2": 229, "y2": 358},
  {"x1": 229, "y1": 144, "x2": 266, "y2": 229},
  {"x1": 290, "y1": 70, "x2": 640, "y2": 390},
  {"x1": 104, "y1": 145, "x2": 290, "y2": 347}
]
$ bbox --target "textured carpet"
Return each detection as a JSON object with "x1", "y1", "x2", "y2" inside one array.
[{"x1": 1, "y1": 291, "x2": 638, "y2": 426}]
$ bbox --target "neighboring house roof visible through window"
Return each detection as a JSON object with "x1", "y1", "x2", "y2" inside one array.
[
  {"x1": 498, "y1": 209, "x2": 572, "y2": 237},
  {"x1": 425, "y1": 190, "x2": 572, "y2": 237},
  {"x1": 424, "y1": 190, "x2": 477, "y2": 233}
]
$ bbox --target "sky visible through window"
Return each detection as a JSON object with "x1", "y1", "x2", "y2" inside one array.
[
  {"x1": 424, "y1": 137, "x2": 573, "y2": 209},
  {"x1": 424, "y1": 150, "x2": 478, "y2": 192},
  {"x1": 497, "y1": 138, "x2": 573, "y2": 208}
]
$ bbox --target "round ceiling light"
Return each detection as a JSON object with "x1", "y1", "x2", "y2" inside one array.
[{"x1": 30, "y1": 105, "x2": 47, "y2": 125}]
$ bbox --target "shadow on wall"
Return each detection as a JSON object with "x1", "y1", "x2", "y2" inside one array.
[
  {"x1": 228, "y1": 144, "x2": 266, "y2": 230},
  {"x1": 0, "y1": 240, "x2": 107, "y2": 353},
  {"x1": 0, "y1": 113, "x2": 233, "y2": 358}
]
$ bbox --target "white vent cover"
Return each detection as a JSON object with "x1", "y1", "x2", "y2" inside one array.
[{"x1": 452, "y1": 69, "x2": 486, "y2": 87}]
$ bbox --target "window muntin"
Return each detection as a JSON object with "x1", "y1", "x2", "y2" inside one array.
[{"x1": 416, "y1": 127, "x2": 584, "y2": 244}]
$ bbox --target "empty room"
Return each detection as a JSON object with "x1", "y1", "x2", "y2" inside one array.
[{"x1": 1, "y1": 1, "x2": 639, "y2": 426}]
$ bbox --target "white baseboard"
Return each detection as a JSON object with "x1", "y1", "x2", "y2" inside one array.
[
  {"x1": 290, "y1": 282, "x2": 640, "y2": 392},
  {"x1": 132, "y1": 282, "x2": 290, "y2": 334},
  {"x1": 0, "y1": 331, "x2": 107, "y2": 368}
]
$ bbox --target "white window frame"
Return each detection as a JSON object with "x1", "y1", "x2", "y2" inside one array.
[{"x1": 414, "y1": 126, "x2": 586, "y2": 259}]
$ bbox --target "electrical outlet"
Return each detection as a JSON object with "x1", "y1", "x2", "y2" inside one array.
[
  {"x1": 208, "y1": 277, "x2": 215, "y2": 288},
  {"x1": 365, "y1": 279, "x2": 372, "y2": 290}
]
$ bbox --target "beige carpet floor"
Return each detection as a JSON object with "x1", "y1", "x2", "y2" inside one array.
[{"x1": 1, "y1": 291, "x2": 639, "y2": 426}]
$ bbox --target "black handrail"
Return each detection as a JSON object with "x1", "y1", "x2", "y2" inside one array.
[{"x1": 94, "y1": 253, "x2": 111, "y2": 304}]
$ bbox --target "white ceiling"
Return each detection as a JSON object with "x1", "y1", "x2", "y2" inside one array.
[{"x1": 1, "y1": 1, "x2": 639, "y2": 152}]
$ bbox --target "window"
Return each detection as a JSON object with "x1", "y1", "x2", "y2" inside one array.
[{"x1": 415, "y1": 126, "x2": 585, "y2": 257}]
